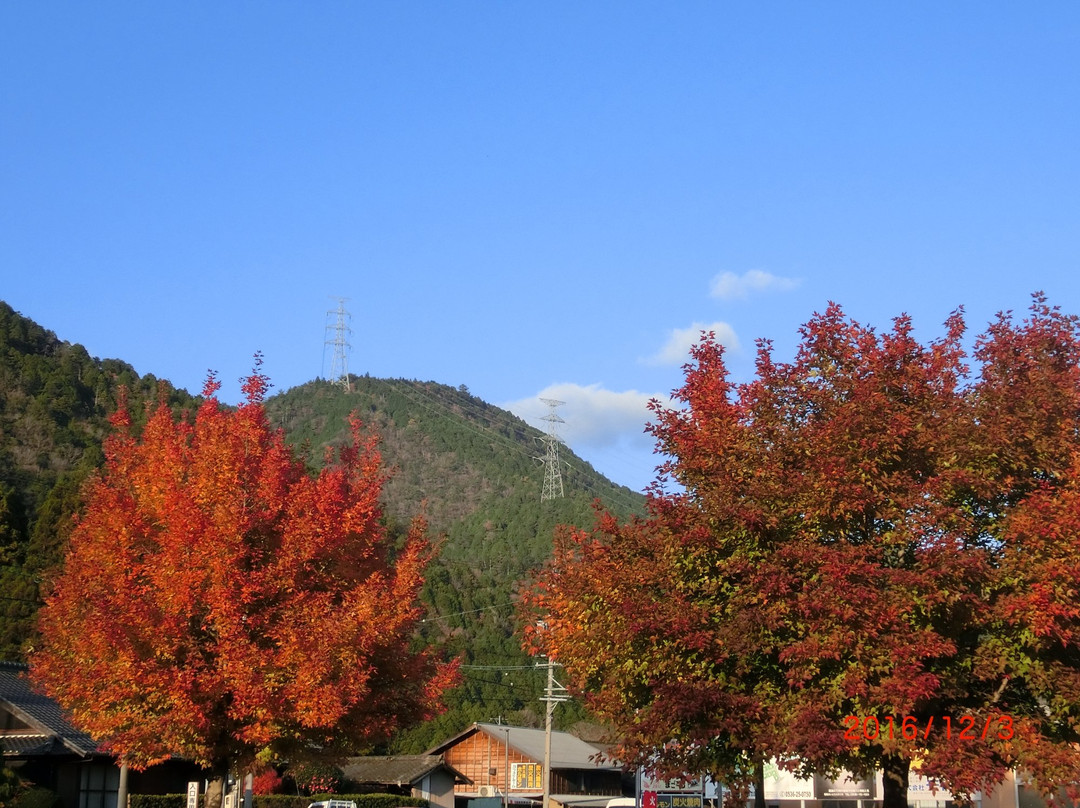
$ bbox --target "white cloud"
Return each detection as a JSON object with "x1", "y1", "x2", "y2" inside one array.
[
  {"x1": 645, "y1": 321, "x2": 740, "y2": 366},
  {"x1": 501, "y1": 382, "x2": 660, "y2": 451},
  {"x1": 710, "y1": 269, "x2": 800, "y2": 300}
]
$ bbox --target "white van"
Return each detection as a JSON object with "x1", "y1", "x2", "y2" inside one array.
[{"x1": 307, "y1": 801, "x2": 358, "y2": 808}]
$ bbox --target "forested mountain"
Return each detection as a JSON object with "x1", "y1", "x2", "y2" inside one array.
[
  {"x1": 0, "y1": 302, "x2": 198, "y2": 659},
  {"x1": 0, "y1": 302, "x2": 647, "y2": 751},
  {"x1": 265, "y1": 377, "x2": 646, "y2": 751}
]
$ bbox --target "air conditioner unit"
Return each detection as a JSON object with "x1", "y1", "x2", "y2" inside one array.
[{"x1": 478, "y1": 786, "x2": 499, "y2": 798}]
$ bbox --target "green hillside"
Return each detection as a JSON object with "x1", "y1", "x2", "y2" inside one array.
[
  {"x1": 0, "y1": 301, "x2": 198, "y2": 658},
  {"x1": 264, "y1": 377, "x2": 646, "y2": 751},
  {"x1": 0, "y1": 302, "x2": 647, "y2": 749}
]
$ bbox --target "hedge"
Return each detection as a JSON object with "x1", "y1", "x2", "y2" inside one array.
[
  {"x1": 258, "y1": 795, "x2": 428, "y2": 808},
  {"x1": 132, "y1": 794, "x2": 429, "y2": 808},
  {"x1": 12, "y1": 788, "x2": 62, "y2": 808},
  {"x1": 131, "y1": 796, "x2": 184, "y2": 808}
]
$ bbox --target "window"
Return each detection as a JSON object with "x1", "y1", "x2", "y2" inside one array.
[{"x1": 79, "y1": 764, "x2": 120, "y2": 808}]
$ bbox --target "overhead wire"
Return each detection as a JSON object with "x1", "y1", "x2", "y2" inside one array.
[{"x1": 419, "y1": 601, "x2": 516, "y2": 624}]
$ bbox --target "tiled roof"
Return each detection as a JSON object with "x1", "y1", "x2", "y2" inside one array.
[
  {"x1": 0, "y1": 733, "x2": 63, "y2": 756},
  {"x1": 0, "y1": 662, "x2": 98, "y2": 757},
  {"x1": 342, "y1": 755, "x2": 468, "y2": 786},
  {"x1": 428, "y1": 724, "x2": 618, "y2": 771},
  {"x1": 477, "y1": 724, "x2": 617, "y2": 771}
]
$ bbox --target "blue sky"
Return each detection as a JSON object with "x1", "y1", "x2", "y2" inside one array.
[{"x1": 3, "y1": 3, "x2": 1079, "y2": 492}]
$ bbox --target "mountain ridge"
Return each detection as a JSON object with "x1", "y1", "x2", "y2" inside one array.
[{"x1": 0, "y1": 301, "x2": 645, "y2": 749}]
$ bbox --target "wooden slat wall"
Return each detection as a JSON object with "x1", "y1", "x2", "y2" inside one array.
[{"x1": 443, "y1": 730, "x2": 534, "y2": 794}]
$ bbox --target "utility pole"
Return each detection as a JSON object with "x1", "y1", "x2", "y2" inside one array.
[
  {"x1": 504, "y1": 727, "x2": 510, "y2": 808},
  {"x1": 540, "y1": 658, "x2": 568, "y2": 808},
  {"x1": 539, "y1": 398, "x2": 565, "y2": 501},
  {"x1": 325, "y1": 298, "x2": 352, "y2": 391}
]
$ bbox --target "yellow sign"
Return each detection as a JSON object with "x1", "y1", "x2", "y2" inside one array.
[
  {"x1": 658, "y1": 796, "x2": 702, "y2": 808},
  {"x1": 512, "y1": 763, "x2": 543, "y2": 790}
]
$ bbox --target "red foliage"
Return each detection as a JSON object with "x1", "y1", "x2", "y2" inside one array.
[
  {"x1": 31, "y1": 363, "x2": 457, "y2": 772},
  {"x1": 523, "y1": 295, "x2": 1080, "y2": 805},
  {"x1": 249, "y1": 768, "x2": 284, "y2": 796},
  {"x1": 287, "y1": 761, "x2": 343, "y2": 796}
]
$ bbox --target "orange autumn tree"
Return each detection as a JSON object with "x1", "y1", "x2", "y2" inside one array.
[
  {"x1": 31, "y1": 359, "x2": 455, "y2": 778},
  {"x1": 524, "y1": 296, "x2": 1080, "y2": 808}
]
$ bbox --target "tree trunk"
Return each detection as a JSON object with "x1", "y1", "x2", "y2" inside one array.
[
  {"x1": 881, "y1": 754, "x2": 909, "y2": 808},
  {"x1": 204, "y1": 776, "x2": 225, "y2": 808},
  {"x1": 116, "y1": 764, "x2": 129, "y2": 808}
]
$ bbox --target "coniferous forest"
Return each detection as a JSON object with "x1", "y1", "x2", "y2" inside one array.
[{"x1": 0, "y1": 301, "x2": 645, "y2": 751}]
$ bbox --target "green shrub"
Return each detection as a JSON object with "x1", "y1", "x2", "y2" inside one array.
[
  {"x1": 251, "y1": 796, "x2": 310, "y2": 808},
  {"x1": 136, "y1": 790, "x2": 428, "y2": 808},
  {"x1": 12, "y1": 788, "x2": 61, "y2": 808},
  {"x1": 0, "y1": 767, "x2": 20, "y2": 808},
  {"x1": 129, "y1": 795, "x2": 185, "y2": 808},
  {"x1": 286, "y1": 764, "x2": 343, "y2": 797},
  {"x1": 253, "y1": 794, "x2": 428, "y2": 808}
]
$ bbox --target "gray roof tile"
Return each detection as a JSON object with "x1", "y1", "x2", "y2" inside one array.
[
  {"x1": 428, "y1": 724, "x2": 617, "y2": 771},
  {"x1": 342, "y1": 755, "x2": 467, "y2": 786},
  {"x1": 0, "y1": 662, "x2": 98, "y2": 757}
]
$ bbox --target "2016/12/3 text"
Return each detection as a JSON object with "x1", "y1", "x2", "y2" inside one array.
[{"x1": 843, "y1": 715, "x2": 1014, "y2": 742}]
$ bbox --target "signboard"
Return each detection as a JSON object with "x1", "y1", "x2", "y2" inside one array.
[
  {"x1": 641, "y1": 774, "x2": 703, "y2": 793},
  {"x1": 187, "y1": 782, "x2": 200, "y2": 808},
  {"x1": 511, "y1": 762, "x2": 543, "y2": 790},
  {"x1": 657, "y1": 794, "x2": 702, "y2": 808},
  {"x1": 814, "y1": 773, "x2": 875, "y2": 800},
  {"x1": 758, "y1": 761, "x2": 813, "y2": 801},
  {"x1": 907, "y1": 775, "x2": 947, "y2": 800},
  {"x1": 908, "y1": 771, "x2": 979, "y2": 803},
  {"x1": 751, "y1": 761, "x2": 876, "y2": 801},
  {"x1": 643, "y1": 792, "x2": 703, "y2": 808}
]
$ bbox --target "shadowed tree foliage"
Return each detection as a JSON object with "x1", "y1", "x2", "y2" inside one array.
[{"x1": 524, "y1": 295, "x2": 1080, "y2": 808}]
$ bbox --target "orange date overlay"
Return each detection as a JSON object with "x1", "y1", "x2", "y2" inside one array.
[{"x1": 843, "y1": 715, "x2": 1014, "y2": 742}]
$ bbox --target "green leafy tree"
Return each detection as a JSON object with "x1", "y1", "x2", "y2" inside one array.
[{"x1": 0, "y1": 483, "x2": 26, "y2": 566}]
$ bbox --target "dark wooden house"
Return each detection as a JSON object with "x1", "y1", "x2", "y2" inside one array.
[{"x1": 0, "y1": 662, "x2": 202, "y2": 808}]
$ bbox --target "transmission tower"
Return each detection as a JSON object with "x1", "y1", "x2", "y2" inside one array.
[
  {"x1": 325, "y1": 298, "x2": 352, "y2": 391},
  {"x1": 539, "y1": 398, "x2": 565, "y2": 501}
]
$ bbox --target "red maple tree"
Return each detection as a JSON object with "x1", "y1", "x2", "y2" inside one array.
[
  {"x1": 30, "y1": 359, "x2": 456, "y2": 779},
  {"x1": 523, "y1": 295, "x2": 1080, "y2": 808}
]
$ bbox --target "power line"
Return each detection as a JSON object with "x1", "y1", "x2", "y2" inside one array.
[
  {"x1": 461, "y1": 664, "x2": 539, "y2": 670},
  {"x1": 420, "y1": 602, "x2": 516, "y2": 623},
  {"x1": 281, "y1": 371, "x2": 645, "y2": 513},
  {"x1": 378, "y1": 379, "x2": 646, "y2": 514},
  {"x1": 0, "y1": 594, "x2": 43, "y2": 605}
]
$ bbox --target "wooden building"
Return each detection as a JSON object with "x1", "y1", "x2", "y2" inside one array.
[{"x1": 427, "y1": 723, "x2": 628, "y2": 808}]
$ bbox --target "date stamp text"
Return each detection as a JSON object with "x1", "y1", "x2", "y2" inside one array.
[{"x1": 843, "y1": 715, "x2": 1014, "y2": 742}]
